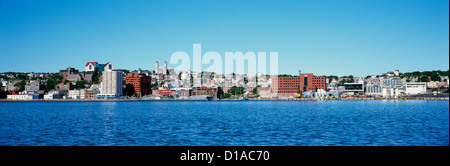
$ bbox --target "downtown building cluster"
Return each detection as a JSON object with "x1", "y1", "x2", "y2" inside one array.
[{"x1": 1, "y1": 61, "x2": 449, "y2": 100}]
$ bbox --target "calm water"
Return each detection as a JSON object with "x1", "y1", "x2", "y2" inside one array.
[{"x1": 0, "y1": 100, "x2": 448, "y2": 146}]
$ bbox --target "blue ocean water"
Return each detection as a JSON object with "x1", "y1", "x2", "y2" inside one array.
[{"x1": 0, "y1": 100, "x2": 448, "y2": 146}]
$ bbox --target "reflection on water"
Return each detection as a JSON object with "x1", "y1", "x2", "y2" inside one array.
[
  {"x1": 0, "y1": 100, "x2": 448, "y2": 146},
  {"x1": 99, "y1": 102, "x2": 117, "y2": 146}
]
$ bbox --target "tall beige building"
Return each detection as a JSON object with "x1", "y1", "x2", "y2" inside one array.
[{"x1": 98, "y1": 70, "x2": 123, "y2": 99}]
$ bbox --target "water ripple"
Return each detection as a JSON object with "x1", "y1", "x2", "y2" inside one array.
[{"x1": 0, "y1": 100, "x2": 448, "y2": 146}]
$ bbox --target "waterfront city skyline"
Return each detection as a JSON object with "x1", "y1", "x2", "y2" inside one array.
[
  {"x1": 0, "y1": 0, "x2": 449, "y2": 154},
  {"x1": 0, "y1": 0, "x2": 449, "y2": 77}
]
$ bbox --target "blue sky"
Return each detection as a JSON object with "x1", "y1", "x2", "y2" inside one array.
[{"x1": 0, "y1": 0, "x2": 448, "y2": 76}]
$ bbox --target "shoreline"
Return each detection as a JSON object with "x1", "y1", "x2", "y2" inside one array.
[{"x1": 1, "y1": 97, "x2": 448, "y2": 101}]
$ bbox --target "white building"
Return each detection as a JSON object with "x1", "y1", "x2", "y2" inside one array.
[
  {"x1": 382, "y1": 77, "x2": 402, "y2": 88},
  {"x1": 314, "y1": 89, "x2": 327, "y2": 98},
  {"x1": 44, "y1": 93, "x2": 59, "y2": 100},
  {"x1": 68, "y1": 89, "x2": 86, "y2": 99},
  {"x1": 405, "y1": 83, "x2": 427, "y2": 95},
  {"x1": 85, "y1": 62, "x2": 98, "y2": 72},
  {"x1": 380, "y1": 87, "x2": 405, "y2": 98},
  {"x1": 7, "y1": 94, "x2": 39, "y2": 100},
  {"x1": 85, "y1": 62, "x2": 115, "y2": 72},
  {"x1": 3, "y1": 81, "x2": 17, "y2": 91},
  {"x1": 25, "y1": 79, "x2": 41, "y2": 92},
  {"x1": 44, "y1": 90, "x2": 66, "y2": 100},
  {"x1": 101, "y1": 62, "x2": 114, "y2": 72},
  {"x1": 366, "y1": 85, "x2": 382, "y2": 96},
  {"x1": 98, "y1": 70, "x2": 123, "y2": 99},
  {"x1": 394, "y1": 70, "x2": 399, "y2": 76}
]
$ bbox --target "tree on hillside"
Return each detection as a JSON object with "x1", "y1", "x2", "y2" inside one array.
[
  {"x1": 430, "y1": 73, "x2": 441, "y2": 81},
  {"x1": 229, "y1": 86, "x2": 244, "y2": 95},
  {"x1": 92, "y1": 72, "x2": 102, "y2": 84},
  {"x1": 412, "y1": 71, "x2": 421, "y2": 76},
  {"x1": 76, "y1": 80, "x2": 87, "y2": 89},
  {"x1": 221, "y1": 93, "x2": 231, "y2": 99},
  {"x1": 419, "y1": 76, "x2": 429, "y2": 82},
  {"x1": 46, "y1": 79, "x2": 62, "y2": 90},
  {"x1": 18, "y1": 80, "x2": 26, "y2": 91}
]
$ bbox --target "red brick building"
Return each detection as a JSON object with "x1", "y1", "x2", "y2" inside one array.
[
  {"x1": 299, "y1": 73, "x2": 326, "y2": 92},
  {"x1": 274, "y1": 73, "x2": 326, "y2": 97},
  {"x1": 152, "y1": 89, "x2": 175, "y2": 96},
  {"x1": 276, "y1": 77, "x2": 300, "y2": 94},
  {"x1": 84, "y1": 89, "x2": 98, "y2": 100},
  {"x1": 125, "y1": 73, "x2": 151, "y2": 97},
  {"x1": 55, "y1": 83, "x2": 75, "y2": 91},
  {"x1": 191, "y1": 86, "x2": 219, "y2": 99}
]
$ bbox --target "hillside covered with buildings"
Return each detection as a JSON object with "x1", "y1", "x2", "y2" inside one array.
[{"x1": 1, "y1": 61, "x2": 449, "y2": 100}]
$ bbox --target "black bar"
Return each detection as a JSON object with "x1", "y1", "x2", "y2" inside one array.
[{"x1": 1, "y1": 146, "x2": 449, "y2": 164}]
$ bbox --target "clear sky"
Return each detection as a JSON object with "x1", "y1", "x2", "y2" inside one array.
[{"x1": 1, "y1": 0, "x2": 448, "y2": 77}]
